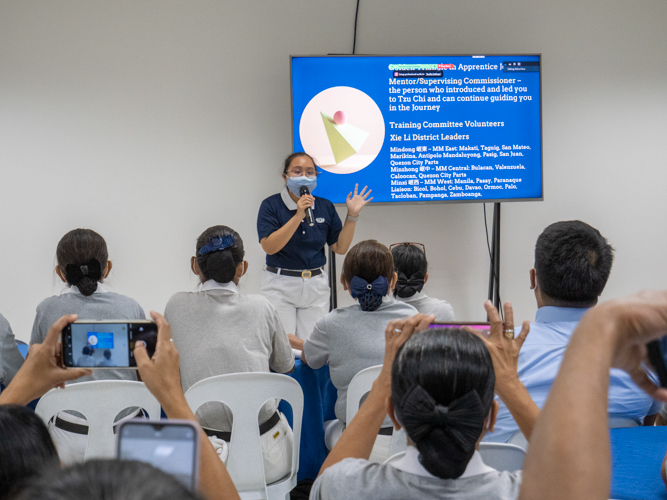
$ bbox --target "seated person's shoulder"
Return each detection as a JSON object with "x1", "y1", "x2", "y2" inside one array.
[{"x1": 312, "y1": 459, "x2": 384, "y2": 500}]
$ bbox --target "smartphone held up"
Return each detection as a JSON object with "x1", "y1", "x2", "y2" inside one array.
[{"x1": 61, "y1": 320, "x2": 157, "y2": 369}]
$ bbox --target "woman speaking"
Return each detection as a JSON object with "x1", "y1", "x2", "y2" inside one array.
[{"x1": 257, "y1": 152, "x2": 371, "y2": 349}]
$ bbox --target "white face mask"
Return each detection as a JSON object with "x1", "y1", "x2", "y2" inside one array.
[{"x1": 286, "y1": 176, "x2": 317, "y2": 197}]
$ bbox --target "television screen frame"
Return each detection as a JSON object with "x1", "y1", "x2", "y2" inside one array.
[{"x1": 290, "y1": 53, "x2": 543, "y2": 206}]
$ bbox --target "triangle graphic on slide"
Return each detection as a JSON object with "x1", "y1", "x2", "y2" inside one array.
[{"x1": 320, "y1": 112, "x2": 370, "y2": 164}]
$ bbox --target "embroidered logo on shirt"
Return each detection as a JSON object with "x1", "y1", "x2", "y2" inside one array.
[{"x1": 316, "y1": 217, "x2": 325, "y2": 223}]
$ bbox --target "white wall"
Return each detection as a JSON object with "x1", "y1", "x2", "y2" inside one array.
[{"x1": 0, "y1": 0, "x2": 666, "y2": 341}]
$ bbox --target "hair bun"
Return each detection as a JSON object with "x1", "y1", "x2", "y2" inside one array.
[{"x1": 65, "y1": 259, "x2": 102, "y2": 296}]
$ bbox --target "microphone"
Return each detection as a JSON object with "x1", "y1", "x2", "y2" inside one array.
[{"x1": 299, "y1": 185, "x2": 315, "y2": 226}]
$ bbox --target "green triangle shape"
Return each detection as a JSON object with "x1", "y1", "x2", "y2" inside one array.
[{"x1": 321, "y1": 112, "x2": 358, "y2": 164}]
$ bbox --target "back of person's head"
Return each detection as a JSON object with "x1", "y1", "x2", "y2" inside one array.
[
  {"x1": 195, "y1": 225, "x2": 244, "y2": 284},
  {"x1": 0, "y1": 405, "x2": 59, "y2": 500},
  {"x1": 82, "y1": 346, "x2": 93, "y2": 356},
  {"x1": 534, "y1": 220, "x2": 614, "y2": 306},
  {"x1": 17, "y1": 459, "x2": 201, "y2": 500},
  {"x1": 391, "y1": 243, "x2": 427, "y2": 298},
  {"x1": 56, "y1": 228, "x2": 108, "y2": 297},
  {"x1": 392, "y1": 328, "x2": 495, "y2": 479},
  {"x1": 342, "y1": 240, "x2": 395, "y2": 312}
]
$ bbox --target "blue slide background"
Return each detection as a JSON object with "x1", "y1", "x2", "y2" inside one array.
[{"x1": 291, "y1": 55, "x2": 542, "y2": 204}]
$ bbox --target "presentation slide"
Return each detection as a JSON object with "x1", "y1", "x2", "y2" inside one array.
[{"x1": 291, "y1": 55, "x2": 542, "y2": 204}]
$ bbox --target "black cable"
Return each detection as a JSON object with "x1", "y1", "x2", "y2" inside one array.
[
  {"x1": 483, "y1": 204, "x2": 503, "y2": 320},
  {"x1": 352, "y1": 0, "x2": 360, "y2": 54}
]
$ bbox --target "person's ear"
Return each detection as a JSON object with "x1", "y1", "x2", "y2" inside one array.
[
  {"x1": 388, "y1": 272, "x2": 398, "y2": 294},
  {"x1": 487, "y1": 400, "x2": 499, "y2": 432},
  {"x1": 282, "y1": 173, "x2": 288, "y2": 183},
  {"x1": 191, "y1": 256, "x2": 205, "y2": 282},
  {"x1": 102, "y1": 261, "x2": 113, "y2": 279},
  {"x1": 55, "y1": 266, "x2": 67, "y2": 283},
  {"x1": 529, "y1": 268, "x2": 537, "y2": 290},
  {"x1": 386, "y1": 397, "x2": 402, "y2": 431},
  {"x1": 423, "y1": 272, "x2": 429, "y2": 285},
  {"x1": 235, "y1": 260, "x2": 248, "y2": 280}
]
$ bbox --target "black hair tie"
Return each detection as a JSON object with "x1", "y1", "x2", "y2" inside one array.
[
  {"x1": 395, "y1": 272, "x2": 425, "y2": 298},
  {"x1": 65, "y1": 259, "x2": 102, "y2": 286}
]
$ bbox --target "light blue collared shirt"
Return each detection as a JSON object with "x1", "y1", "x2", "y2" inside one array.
[{"x1": 484, "y1": 306, "x2": 662, "y2": 443}]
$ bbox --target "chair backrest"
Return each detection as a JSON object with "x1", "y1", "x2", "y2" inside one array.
[
  {"x1": 608, "y1": 415, "x2": 640, "y2": 429},
  {"x1": 184, "y1": 373, "x2": 303, "y2": 500},
  {"x1": 478, "y1": 442, "x2": 526, "y2": 472},
  {"x1": 346, "y1": 365, "x2": 407, "y2": 456},
  {"x1": 507, "y1": 430, "x2": 529, "y2": 450},
  {"x1": 34, "y1": 380, "x2": 161, "y2": 460}
]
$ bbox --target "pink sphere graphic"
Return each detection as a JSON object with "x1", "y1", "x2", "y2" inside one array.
[{"x1": 333, "y1": 111, "x2": 347, "y2": 125}]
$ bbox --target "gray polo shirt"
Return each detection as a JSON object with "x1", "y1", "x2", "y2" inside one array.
[
  {"x1": 30, "y1": 287, "x2": 145, "y2": 384},
  {"x1": 303, "y1": 298, "x2": 418, "y2": 422},
  {"x1": 164, "y1": 285, "x2": 294, "y2": 431},
  {"x1": 396, "y1": 292, "x2": 455, "y2": 321},
  {"x1": 311, "y1": 457, "x2": 521, "y2": 500},
  {"x1": 0, "y1": 314, "x2": 24, "y2": 387}
]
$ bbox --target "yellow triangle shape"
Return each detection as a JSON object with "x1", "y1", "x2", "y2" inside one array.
[{"x1": 321, "y1": 112, "x2": 358, "y2": 164}]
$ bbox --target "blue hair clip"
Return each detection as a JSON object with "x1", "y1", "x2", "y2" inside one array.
[{"x1": 198, "y1": 234, "x2": 235, "y2": 256}]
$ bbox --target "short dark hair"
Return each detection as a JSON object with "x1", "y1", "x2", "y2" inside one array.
[
  {"x1": 391, "y1": 243, "x2": 427, "y2": 298},
  {"x1": 56, "y1": 229, "x2": 108, "y2": 296},
  {"x1": 17, "y1": 460, "x2": 201, "y2": 500},
  {"x1": 535, "y1": 220, "x2": 614, "y2": 306},
  {"x1": 0, "y1": 405, "x2": 59, "y2": 500},
  {"x1": 342, "y1": 240, "x2": 394, "y2": 286},
  {"x1": 282, "y1": 152, "x2": 317, "y2": 175},
  {"x1": 392, "y1": 328, "x2": 495, "y2": 479},
  {"x1": 195, "y1": 225, "x2": 244, "y2": 284}
]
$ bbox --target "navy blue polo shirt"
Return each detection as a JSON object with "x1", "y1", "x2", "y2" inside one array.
[{"x1": 257, "y1": 189, "x2": 343, "y2": 270}]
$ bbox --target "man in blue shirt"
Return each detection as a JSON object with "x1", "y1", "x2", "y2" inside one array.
[{"x1": 485, "y1": 220, "x2": 661, "y2": 444}]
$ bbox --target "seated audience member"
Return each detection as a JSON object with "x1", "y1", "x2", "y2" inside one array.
[
  {"x1": 0, "y1": 312, "x2": 241, "y2": 500},
  {"x1": 486, "y1": 220, "x2": 661, "y2": 443},
  {"x1": 0, "y1": 313, "x2": 24, "y2": 389},
  {"x1": 0, "y1": 405, "x2": 60, "y2": 500},
  {"x1": 302, "y1": 240, "x2": 417, "y2": 462},
  {"x1": 164, "y1": 225, "x2": 294, "y2": 484},
  {"x1": 390, "y1": 242, "x2": 455, "y2": 321},
  {"x1": 519, "y1": 291, "x2": 667, "y2": 499},
  {"x1": 29, "y1": 229, "x2": 146, "y2": 463},
  {"x1": 312, "y1": 312, "x2": 524, "y2": 500},
  {"x1": 17, "y1": 460, "x2": 201, "y2": 500}
]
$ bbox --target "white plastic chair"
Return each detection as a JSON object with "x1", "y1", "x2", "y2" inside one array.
[
  {"x1": 185, "y1": 373, "x2": 303, "y2": 500},
  {"x1": 34, "y1": 380, "x2": 161, "y2": 460},
  {"x1": 346, "y1": 365, "x2": 407, "y2": 456},
  {"x1": 507, "y1": 430, "x2": 529, "y2": 450},
  {"x1": 478, "y1": 442, "x2": 526, "y2": 472}
]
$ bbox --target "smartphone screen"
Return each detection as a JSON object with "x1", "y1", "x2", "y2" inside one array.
[
  {"x1": 117, "y1": 420, "x2": 200, "y2": 490},
  {"x1": 429, "y1": 322, "x2": 491, "y2": 334},
  {"x1": 647, "y1": 337, "x2": 667, "y2": 387},
  {"x1": 61, "y1": 321, "x2": 157, "y2": 369}
]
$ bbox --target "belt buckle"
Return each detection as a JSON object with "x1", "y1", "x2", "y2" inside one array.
[{"x1": 301, "y1": 270, "x2": 312, "y2": 279}]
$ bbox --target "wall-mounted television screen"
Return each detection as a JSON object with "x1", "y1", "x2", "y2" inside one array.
[{"x1": 290, "y1": 54, "x2": 542, "y2": 204}]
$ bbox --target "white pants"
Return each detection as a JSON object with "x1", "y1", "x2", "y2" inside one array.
[
  {"x1": 260, "y1": 269, "x2": 330, "y2": 340},
  {"x1": 208, "y1": 412, "x2": 293, "y2": 484},
  {"x1": 48, "y1": 409, "x2": 142, "y2": 465},
  {"x1": 324, "y1": 419, "x2": 393, "y2": 464}
]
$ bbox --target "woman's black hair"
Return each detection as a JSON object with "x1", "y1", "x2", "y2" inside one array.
[
  {"x1": 282, "y1": 152, "x2": 318, "y2": 174},
  {"x1": 17, "y1": 459, "x2": 201, "y2": 500},
  {"x1": 0, "y1": 405, "x2": 59, "y2": 500},
  {"x1": 195, "y1": 225, "x2": 244, "y2": 284},
  {"x1": 391, "y1": 328, "x2": 495, "y2": 479},
  {"x1": 56, "y1": 229, "x2": 108, "y2": 296},
  {"x1": 391, "y1": 243, "x2": 427, "y2": 298}
]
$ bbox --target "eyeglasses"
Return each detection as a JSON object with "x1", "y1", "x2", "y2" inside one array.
[
  {"x1": 286, "y1": 169, "x2": 318, "y2": 178},
  {"x1": 390, "y1": 242, "x2": 426, "y2": 256}
]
